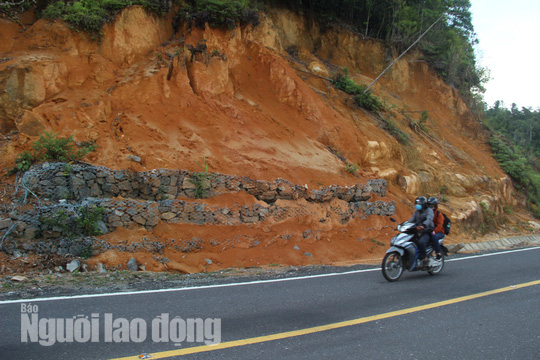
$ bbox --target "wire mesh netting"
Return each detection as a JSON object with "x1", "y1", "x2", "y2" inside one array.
[{"x1": 1, "y1": 162, "x2": 394, "y2": 257}]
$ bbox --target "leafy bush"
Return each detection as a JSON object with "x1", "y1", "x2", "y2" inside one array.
[
  {"x1": 332, "y1": 70, "x2": 384, "y2": 112},
  {"x1": 331, "y1": 69, "x2": 408, "y2": 143},
  {"x1": 188, "y1": 158, "x2": 214, "y2": 199},
  {"x1": 14, "y1": 151, "x2": 35, "y2": 172},
  {"x1": 11, "y1": 132, "x2": 96, "y2": 173},
  {"x1": 31, "y1": 132, "x2": 96, "y2": 162},
  {"x1": 346, "y1": 162, "x2": 359, "y2": 174},
  {"x1": 180, "y1": 0, "x2": 260, "y2": 30},
  {"x1": 418, "y1": 110, "x2": 430, "y2": 133},
  {"x1": 41, "y1": 0, "x2": 171, "y2": 38},
  {"x1": 40, "y1": 209, "x2": 71, "y2": 234},
  {"x1": 76, "y1": 206, "x2": 106, "y2": 236},
  {"x1": 32, "y1": 132, "x2": 77, "y2": 162},
  {"x1": 380, "y1": 117, "x2": 410, "y2": 145},
  {"x1": 40, "y1": 205, "x2": 106, "y2": 238}
]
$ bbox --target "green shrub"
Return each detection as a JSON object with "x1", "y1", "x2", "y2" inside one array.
[
  {"x1": 346, "y1": 162, "x2": 359, "y2": 174},
  {"x1": 418, "y1": 110, "x2": 430, "y2": 133},
  {"x1": 76, "y1": 141, "x2": 97, "y2": 158},
  {"x1": 13, "y1": 151, "x2": 35, "y2": 172},
  {"x1": 11, "y1": 131, "x2": 96, "y2": 173},
  {"x1": 40, "y1": 205, "x2": 106, "y2": 238},
  {"x1": 354, "y1": 91, "x2": 384, "y2": 112},
  {"x1": 188, "y1": 158, "x2": 213, "y2": 199},
  {"x1": 380, "y1": 117, "x2": 409, "y2": 145},
  {"x1": 180, "y1": 0, "x2": 260, "y2": 30},
  {"x1": 41, "y1": 0, "x2": 171, "y2": 38},
  {"x1": 332, "y1": 69, "x2": 361, "y2": 95},
  {"x1": 332, "y1": 70, "x2": 384, "y2": 112},
  {"x1": 76, "y1": 206, "x2": 106, "y2": 236},
  {"x1": 40, "y1": 209, "x2": 72, "y2": 236},
  {"x1": 32, "y1": 132, "x2": 77, "y2": 162},
  {"x1": 80, "y1": 245, "x2": 94, "y2": 259}
]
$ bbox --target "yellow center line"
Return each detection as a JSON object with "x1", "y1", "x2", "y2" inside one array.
[{"x1": 110, "y1": 279, "x2": 540, "y2": 360}]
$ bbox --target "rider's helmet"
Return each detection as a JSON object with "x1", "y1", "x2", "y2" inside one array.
[
  {"x1": 414, "y1": 196, "x2": 427, "y2": 210},
  {"x1": 427, "y1": 197, "x2": 438, "y2": 208}
]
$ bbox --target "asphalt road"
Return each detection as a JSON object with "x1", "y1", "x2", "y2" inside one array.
[{"x1": 1, "y1": 247, "x2": 539, "y2": 360}]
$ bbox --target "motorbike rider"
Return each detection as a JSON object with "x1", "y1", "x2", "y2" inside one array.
[
  {"x1": 427, "y1": 197, "x2": 444, "y2": 260},
  {"x1": 407, "y1": 196, "x2": 434, "y2": 267}
]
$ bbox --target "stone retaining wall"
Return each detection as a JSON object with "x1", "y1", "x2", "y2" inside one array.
[
  {"x1": 20, "y1": 162, "x2": 387, "y2": 203},
  {"x1": 1, "y1": 162, "x2": 395, "y2": 258},
  {"x1": 3, "y1": 197, "x2": 395, "y2": 243}
]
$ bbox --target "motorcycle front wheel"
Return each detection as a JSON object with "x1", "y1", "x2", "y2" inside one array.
[{"x1": 382, "y1": 251, "x2": 404, "y2": 282}]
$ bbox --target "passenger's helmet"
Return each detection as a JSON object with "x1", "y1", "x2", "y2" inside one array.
[
  {"x1": 415, "y1": 196, "x2": 427, "y2": 209},
  {"x1": 427, "y1": 197, "x2": 438, "y2": 208}
]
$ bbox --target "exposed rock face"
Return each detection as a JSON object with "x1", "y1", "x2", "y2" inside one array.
[
  {"x1": 100, "y1": 6, "x2": 174, "y2": 66},
  {"x1": 0, "y1": 63, "x2": 48, "y2": 133}
]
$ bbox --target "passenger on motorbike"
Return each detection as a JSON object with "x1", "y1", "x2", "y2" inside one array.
[
  {"x1": 427, "y1": 197, "x2": 444, "y2": 260},
  {"x1": 407, "y1": 196, "x2": 434, "y2": 267}
]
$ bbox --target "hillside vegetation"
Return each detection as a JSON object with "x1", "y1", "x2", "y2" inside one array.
[{"x1": 484, "y1": 102, "x2": 540, "y2": 217}]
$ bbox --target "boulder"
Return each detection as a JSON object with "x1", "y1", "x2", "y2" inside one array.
[
  {"x1": 66, "y1": 259, "x2": 81, "y2": 273},
  {"x1": 307, "y1": 61, "x2": 330, "y2": 78},
  {"x1": 127, "y1": 257, "x2": 139, "y2": 271},
  {"x1": 15, "y1": 110, "x2": 47, "y2": 136}
]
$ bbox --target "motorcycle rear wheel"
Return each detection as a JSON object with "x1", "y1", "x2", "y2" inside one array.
[
  {"x1": 382, "y1": 252, "x2": 404, "y2": 282},
  {"x1": 428, "y1": 253, "x2": 444, "y2": 275}
]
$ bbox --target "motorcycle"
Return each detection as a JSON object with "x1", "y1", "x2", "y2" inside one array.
[{"x1": 381, "y1": 218, "x2": 448, "y2": 282}]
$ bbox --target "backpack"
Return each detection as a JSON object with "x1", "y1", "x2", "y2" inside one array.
[{"x1": 441, "y1": 212, "x2": 451, "y2": 235}]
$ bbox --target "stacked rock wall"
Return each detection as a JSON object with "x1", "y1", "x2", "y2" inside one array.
[
  {"x1": 1, "y1": 162, "x2": 395, "y2": 258},
  {"x1": 19, "y1": 162, "x2": 388, "y2": 203}
]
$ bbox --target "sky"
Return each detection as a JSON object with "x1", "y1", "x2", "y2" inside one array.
[{"x1": 470, "y1": 0, "x2": 540, "y2": 110}]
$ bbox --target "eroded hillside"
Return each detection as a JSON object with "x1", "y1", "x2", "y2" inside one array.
[{"x1": 0, "y1": 8, "x2": 537, "y2": 273}]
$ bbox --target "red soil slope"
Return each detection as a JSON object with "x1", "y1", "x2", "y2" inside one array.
[{"x1": 0, "y1": 8, "x2": 536, "y2": 273}]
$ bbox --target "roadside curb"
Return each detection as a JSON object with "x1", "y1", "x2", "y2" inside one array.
[{"x1": 460, "y1": 234, "x2": 540, "y2": 252}]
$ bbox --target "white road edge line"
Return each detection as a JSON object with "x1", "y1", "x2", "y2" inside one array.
[
  {"x1": 1, "y1": 245, "x2": 539, "y2": 305},
  {"x1": 446, "y1": 245, "x2": 540, "y2": 262}
]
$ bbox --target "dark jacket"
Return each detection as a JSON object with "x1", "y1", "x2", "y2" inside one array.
[{"x1": 407, "y1": 207, "x2": 434, "y2": 231}]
